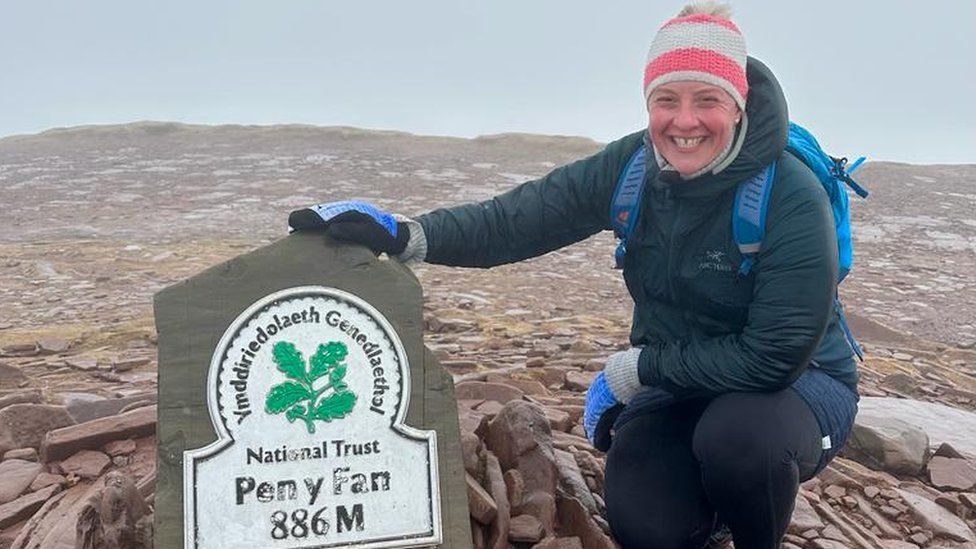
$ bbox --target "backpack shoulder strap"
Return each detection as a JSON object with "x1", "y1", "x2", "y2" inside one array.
[
  {"x1": 610, "y1": 143, "x2": 648, "y2": 268},
  {"x1": 610, "y1": 143, "x2": 648, "y2": 238},
  {"x1": 732, "y1": 162, "x2": 777, "y2": 276}
]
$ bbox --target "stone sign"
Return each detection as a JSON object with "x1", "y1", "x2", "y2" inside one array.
[
  {"x1": 185, "y1": 286, "x2": 440, "y2": 547},
  {"x1": 155, "y1": 234, "x2": 470, "y2": 548}
]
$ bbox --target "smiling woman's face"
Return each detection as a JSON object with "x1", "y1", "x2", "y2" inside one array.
[{"x1": 647, "y1": 81, "x2": 741, "y2": 177}]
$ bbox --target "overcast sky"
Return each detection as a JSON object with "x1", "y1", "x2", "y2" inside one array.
[{"x1": 2, "y1": 1, "x2": 973, "y2": 163}]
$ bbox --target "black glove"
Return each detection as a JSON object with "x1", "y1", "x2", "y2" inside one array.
[
  {"x1": 289, "y1": 201, "x2": 409, "y2": 256},
  {"x1": 593, "y1": 403, "x2": 625, "y2": 452}
]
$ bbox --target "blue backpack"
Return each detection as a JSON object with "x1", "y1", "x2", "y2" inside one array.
[{"x1": 609, "y1": 122, "x2": 868, "y2": 359}]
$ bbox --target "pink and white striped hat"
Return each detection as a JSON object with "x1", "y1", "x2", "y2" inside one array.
[{"x1": 643, "y1": 12, "x2": 748, "y2": 109}]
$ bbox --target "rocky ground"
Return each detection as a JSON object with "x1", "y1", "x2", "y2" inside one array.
[{"x1": 0, "y1": 122, "x2": 975, "y2": 547}]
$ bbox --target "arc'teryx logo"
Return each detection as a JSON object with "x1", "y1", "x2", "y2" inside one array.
[
  {"x1": 265, "y1": 340, "x2": 357, "y2": 434},
  {"x1": 699, "y1": 249, "x2": 735, "y2": 273}
]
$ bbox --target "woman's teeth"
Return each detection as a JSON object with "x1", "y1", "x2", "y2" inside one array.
[{"x1": 673, "y1": 136, "x2": 705, "y2": 149}]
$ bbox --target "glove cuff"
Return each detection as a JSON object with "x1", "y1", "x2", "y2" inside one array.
[
  {"x1": 604, "y1": 347, "x2": 643, "y2": 404},
  {"x1": 393, "y1": 215, "x2": 428, "y2": 265}
]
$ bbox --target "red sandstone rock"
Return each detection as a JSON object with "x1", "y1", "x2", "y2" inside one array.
[
  {"x1": 0, "y1": 485, "x2": 59, "y2": 529},
  {"x1": 35, "y1": 337, "x2": 70, "y2": 354},
  {"x1": 455, "y1": 381, "x2": 525, "y2": 405},
  {"x1": 516, "y1": 490, "x2": 557, "y2": 536},
  {"x1": 60, "y1": 450, "x2": 110, "y2": 479},
  {"x1": 532, "y1": 537, "x2": 583, "y2": 549},
  {"x1": 466, "y1": 473, "x2": 497, "y2": 525},
  {"x1": 544, "y1": 407, "x2": 572, "y2": 432},
  {"x1": 28, "y1": 472, "x2": 65, "y2": 492},
  {"x1": 563, "y1": 371, "x2": 596, "y2": 392},
  {"x1": 103, "y1": 438, "x2": 137, "y2": 457},
  {"x1": 485, "y1": 400, "x2": 556, "y2": 495},
  {"x1": 555, "y1": 494, "x2": 617, "y2": 549},
  {"x1": 484, "y1": 452, "x2": 510, "y2": 549},
  {"x1": 509, "y1": 514, "x2": 545, "y2": 543},
  {"x1": 0, "y1": 404, "x2": 75, "y2": 456},
  {"x1": 40, "y1": 405, "x2": 156, "y2": 462},
  {"x1": 0, "y1": 460, "x2": 42, "y2": 504},
  {"x1": 503, "y1": 469, "x2": 525, "y2": 509},
  {"x1": 927, "y1": 455, "x2": 976, "y2": 491}
]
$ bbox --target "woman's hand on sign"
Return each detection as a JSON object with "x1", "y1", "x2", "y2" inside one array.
[{"x1": 289, "y1": 200, "x2": 410, "y2": 256}]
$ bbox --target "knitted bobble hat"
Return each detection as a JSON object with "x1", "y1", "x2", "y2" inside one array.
[{"x1": 643, "y1": 3, "x2": 748, "y2": 110}]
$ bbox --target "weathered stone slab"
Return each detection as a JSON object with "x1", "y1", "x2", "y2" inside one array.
[
  {"x1": 0, "y1": 459, "x2": 42, "y2": 504},
  {"x1": 154, "y1": 233, "x2": 471, "y2": 548},
  {"x1": 59, "y1": 392, "x2": 156, "y2": 423},
  {"x1": 896, "y1": 488, "x2": 975, "y2": 542},
  {"x1": 0, "y1": 390, "x2": 42, "y2": 412},
  {"x1": 857, "y1": 397, "x2": 976, "y2": 458},
  {"x1": 39, "y1": 405, "x2": 156, "y2": 462},
  {"x1": 0, "y1": 485, "x2": 60, "y2": 529}
]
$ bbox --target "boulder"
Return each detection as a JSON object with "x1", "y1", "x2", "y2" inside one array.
[
  {"x1": 485, "y1": 401, "x2": 556, "y2": 495},
  {"x1": 858, "y1": 397, "x2": 976, "y2": 458},
  {"x1": 845, "y1": 411, "x2": 929, "y2": 475},
  {"x1": 0, "y1": 460, "x2": 43, "y2": 504},
  {"x1": 0, "y1": 404, "x2": 75, "y2": 456}
]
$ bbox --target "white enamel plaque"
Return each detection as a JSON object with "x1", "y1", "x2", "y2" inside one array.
[{"x1": 184, "y1": 286, "x2": 441, "y2": 548}]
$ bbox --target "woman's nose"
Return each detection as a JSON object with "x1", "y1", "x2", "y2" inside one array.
[{"x1": 673, "y1": 102, "x2": 698, "y2": 129}]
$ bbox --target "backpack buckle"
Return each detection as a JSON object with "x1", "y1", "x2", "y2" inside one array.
[{"x1": 614, "y1": 241, "x2": 626, "y2": 270}]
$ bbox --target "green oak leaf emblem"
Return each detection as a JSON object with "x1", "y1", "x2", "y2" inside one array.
[{"x1": 265, "y1": 340, "x2": 357, "y2": 434}]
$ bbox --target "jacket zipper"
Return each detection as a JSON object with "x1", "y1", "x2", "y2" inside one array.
[{"x1": 664, "y1": 187, "x2": 681, "y2": 303}]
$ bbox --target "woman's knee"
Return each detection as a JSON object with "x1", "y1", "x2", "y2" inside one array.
[{"x1": 692, "y1": 393, "x2": 781, "y2": 478}]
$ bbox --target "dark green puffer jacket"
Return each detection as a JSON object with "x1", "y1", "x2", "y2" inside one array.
[{"x1": 417, "y1": 58, "x2": 858, "y2": 396}]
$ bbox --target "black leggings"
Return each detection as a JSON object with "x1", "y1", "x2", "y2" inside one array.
[{"x1": 604, "y1": 388, "x2": 824, "y2": 549}]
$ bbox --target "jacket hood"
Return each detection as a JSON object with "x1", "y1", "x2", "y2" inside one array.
[{"x1": 651, "y1": 56, "x2": 789, "y2": 198}]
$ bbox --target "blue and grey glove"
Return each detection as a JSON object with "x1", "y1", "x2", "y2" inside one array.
[
  {"x1": 583, "y1": 372, "x2": 624, "y2": 451},
  {"x1": 289, "y1": 200, "x2": 427, "y2": 264},
  {"x1": 583, "y1": 348, "x2": 644, "y2": 451}
]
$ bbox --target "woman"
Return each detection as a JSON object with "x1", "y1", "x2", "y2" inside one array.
[{"x1": 289, "y1": 3, "x2": 859, "y2": 547}]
